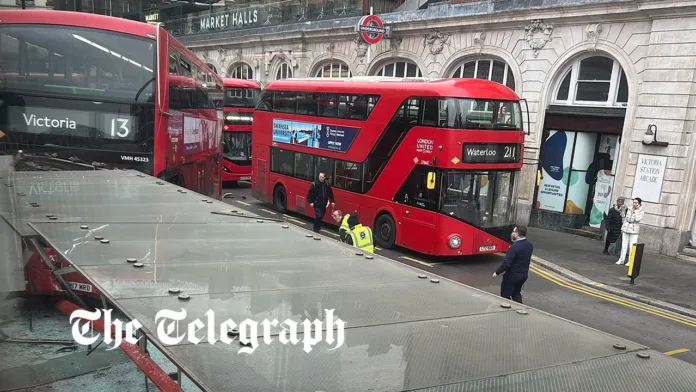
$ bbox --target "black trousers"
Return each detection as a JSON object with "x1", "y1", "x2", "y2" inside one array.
[
  {"x1": 604, "y1": 237, "x2": 613, "y2": 252},
  {"x1": 313, "y1": 204, "x2": 326, "y2": 233},
  {"x1": 501, "y1": 274, "x2": 528, "y2": 303}
]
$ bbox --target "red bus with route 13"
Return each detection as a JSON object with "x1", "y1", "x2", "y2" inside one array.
[
  {"x1": 221, "y1": 78, "x2": 261, "y2": 184},
  {"x1": 0, "y1": 10, "x2": 224, "y2": 299},
  {"x1": 0, "y1": 10, "x2": 224, "y2": 199},
  {"x1": 252, "y1": 77, "x2": 529, "y2": 257}
]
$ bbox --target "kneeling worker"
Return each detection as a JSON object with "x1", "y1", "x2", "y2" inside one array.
[
  {"x1": 332, "y1": 209, "x2": 352, "y2": 242},
  {"x1": 332, "y1": 210, "x2": 374, "y2": 253}
]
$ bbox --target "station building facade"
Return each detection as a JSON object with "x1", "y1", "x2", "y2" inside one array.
[{"x1": 177, "y1": 0, "x2": 696, "y2": 259}]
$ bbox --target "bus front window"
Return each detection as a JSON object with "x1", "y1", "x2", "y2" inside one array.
[
  {"x1": 436, "y1": 99, "x2": 523, "y2": 131},
  {"x1": 440, "y1": 170, "x2": 518, "y2": 228},
  {"x1": 223, "y1": 132, "x2": 252, "y2": 162}
]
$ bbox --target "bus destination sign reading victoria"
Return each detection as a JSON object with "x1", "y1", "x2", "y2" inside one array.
[
  {"x1": 272, "y1": 119, "x2": 358, "y2": 153},
  {"x1": 461, "y1": 143, "x2": 520, "y2": 164}
]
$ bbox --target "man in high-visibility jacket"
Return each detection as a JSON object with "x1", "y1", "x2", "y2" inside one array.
[
  {"x1": 332, "y1": 210, "x2": 374, "y2": 253},
  {"x1": 348, "y1": 222, "x2": 374, "y2": 253},
  {"x1": 332, "y1": 209, "x2": 352, "y2": 243}
]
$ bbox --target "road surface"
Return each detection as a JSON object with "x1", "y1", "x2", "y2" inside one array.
[{"x1": 224, "y1": 181, "x2": 696, "y2": 365}]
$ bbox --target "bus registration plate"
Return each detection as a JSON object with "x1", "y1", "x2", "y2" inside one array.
[
  {"x1": 69, "y1": 282, "x2": 93, "y2": 293},
  {"x1": 479, "y1": 245, "x2": 496, "y2": 252},
  {"x1": 240, "y1": 176, "x2": 251, "y2": 181}
]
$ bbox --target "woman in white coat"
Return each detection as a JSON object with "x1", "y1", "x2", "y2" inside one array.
[{"x1": 616, "y1": 197, "x2": 645, "y2": 265}]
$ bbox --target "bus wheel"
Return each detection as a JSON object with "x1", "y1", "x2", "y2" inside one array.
[
  {"x1": 375, "y1": 213, "x2": 396, "y2": 249},
  {"x1": 273, "y1": 185, "x2": 287, "y2": 213}
]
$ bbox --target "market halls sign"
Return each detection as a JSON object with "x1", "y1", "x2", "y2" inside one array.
[{"x1": 197, "y1": 9, "x2": 260, "y2": 32}]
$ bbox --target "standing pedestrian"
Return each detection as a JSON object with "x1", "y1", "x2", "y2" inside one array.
[
  {"x1": 306, "y1": 172, "x2": 334, "y2": 233},
  {"x1": 603, "y1": 197, "x2": 626, "y2": 255},
  {"x1": 493, "y1": 226, "x2": 533, "y2": 304},
  {"x1": 616, "y1": 197, "x2": 644, "y2": 265}
]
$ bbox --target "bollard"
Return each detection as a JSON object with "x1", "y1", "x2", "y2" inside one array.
[{"x1": 627, "y1": 243, "x2": 644, "y2": 285}]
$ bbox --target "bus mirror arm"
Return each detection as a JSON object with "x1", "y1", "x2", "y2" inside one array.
[{"x1": 521, "y1": 98, "x2": 531, "y2": 136}]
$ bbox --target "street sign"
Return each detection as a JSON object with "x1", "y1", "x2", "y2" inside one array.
[{"x1": 356, "y1": 15, "x2": 387, "y2": 45}]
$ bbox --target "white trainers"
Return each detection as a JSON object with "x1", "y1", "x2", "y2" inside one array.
[{"x1": 615, "y1": 260, "x2": 624, "y2": 265}]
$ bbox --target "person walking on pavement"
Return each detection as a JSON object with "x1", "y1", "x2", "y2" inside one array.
[
  {"x1": 616, "y1": 198, "x2": 644, "y2": 265},
  {"x1": 493, "y1": 226, "x2": 532, "y2": 304},
  {"x1": 307, "y1": 172, "x2": 334, "y2": 233},
  {"x1": 603, "y1": 197, "x2": 626, "y2": 255}
]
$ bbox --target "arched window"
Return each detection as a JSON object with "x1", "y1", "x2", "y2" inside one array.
[
  {"x1": 315, "y1": 61, "x2": 352, "y2": 78},
  {"x1": 553, "y1": 55, "x2": 628, "y2": 106},
  {"x1": 205, "y1": 63, "x2": 218, "y2": 75},
  {"x1": 276, "y1": 62, "x2": 293, "y2": 80},
  {"x1": 450, "y1": 58, "x2": 515, "y2": 90},
  {"x1": 228, "y1": 63, "x2": 253, "y2": 79},
  {"x1": 372, "y1": 60, "x2": 423, "y2": 77}
]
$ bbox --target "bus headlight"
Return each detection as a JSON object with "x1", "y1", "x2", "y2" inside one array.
[{"x1": 448, "y1": 235, "x2": 462, "y2": 249}]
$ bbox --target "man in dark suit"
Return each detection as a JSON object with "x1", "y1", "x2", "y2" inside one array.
[{"x1": 493, "y1": 226, "x2": 533, "y2": 303}]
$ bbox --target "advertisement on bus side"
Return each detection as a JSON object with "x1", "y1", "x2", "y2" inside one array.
[
  {"x1": 184, "y1": 115, "x2": 218, "y2": 153},
  {"x1": 272, "y1": 119, "x2": 358, "y2": 153}
]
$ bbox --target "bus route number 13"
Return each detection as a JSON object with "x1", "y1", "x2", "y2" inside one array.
[{"x1": 110, "y1": 118, "x2": 130, "y2": 138}]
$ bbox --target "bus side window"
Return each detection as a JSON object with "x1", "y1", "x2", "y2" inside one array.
[
  {"x1": 257, "y1": 90, "x2": 273, "y2": 110},
  {"x1": 334, "y1": 161, "x2": 362, "y2": 193},
  {"x1": 317, "y1": 94, "x2": 338, "y2": 117},
  {"x1": 297, "y1": 93, "x2": 317, "y2": 115},
  {"x1": 422, "y1": 98, "x2": 439, "y2": 126},
  {"x1": 294, "y1": 152, "x2": 314, "y2": 181},
  {"x1": 270, "y1": 148, "x2": 294, "y2": 176},
  {"x1": 314, "y1": 157, "x2": 334, "y2": 185}
]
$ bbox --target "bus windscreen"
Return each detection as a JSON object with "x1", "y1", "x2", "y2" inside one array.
[
  {"x1": 223, "y1": 88, "x2": 260, "y2": 108},
  {"x1": 0, "y1": 25, "x2": 155, "y2": 103}
]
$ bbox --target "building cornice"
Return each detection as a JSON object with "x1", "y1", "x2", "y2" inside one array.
[{"x1": 184, "y1": 0, "x2": 696, "y2": 50}]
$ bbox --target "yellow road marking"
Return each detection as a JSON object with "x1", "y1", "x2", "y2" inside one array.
[
  {"x1": 664, "y1": 348, "x2": 690, "y2": 356},
  {"x1": 588, "y1": 281, "x2": 606, "y2": 287},
  {"x1": 399, "y1": 256, "x2": 434, "y2": 267},
  {"x1": 322, "y1": 230, "x2": 339, "y2": 237},
  {"x1": 282, "y1": 214, "x2": 306, "y2": 225},
  {"x1": 260, "y1": 208, "x2": 277, "y2": 215},
  {"x1": 529, "y1": 265, "x2": 696, "y2": 329},
  {"x1": 235, "y1": 200, "x2": 250, "y2": 206},
  {"x1": 375, "y1": 246, "x2": 382, "y2": 251}
]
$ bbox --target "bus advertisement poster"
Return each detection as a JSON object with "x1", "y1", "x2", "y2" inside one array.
[
  {"x1": 272, "y1": 119, "x2": 358, "y2": 152},
  {"x1": 183, "y1": 116, "x2": 202, "y2": 153}
]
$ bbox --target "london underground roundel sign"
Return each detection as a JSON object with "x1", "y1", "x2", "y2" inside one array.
[{"x1": 357, "y1": 15, "x2": 386, "y2": 45}]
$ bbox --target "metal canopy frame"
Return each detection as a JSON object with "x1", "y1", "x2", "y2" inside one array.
[{"x1": 2, "y1": 169, "x2": 696, "y2": 391}]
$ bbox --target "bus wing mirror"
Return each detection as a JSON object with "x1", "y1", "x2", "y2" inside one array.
[
  {"x1": 521, "y1": 98, "x2": 531, "y2": 136},
  {"x1": 427, "y1": 172, "x2": 436, "y2": 190}
]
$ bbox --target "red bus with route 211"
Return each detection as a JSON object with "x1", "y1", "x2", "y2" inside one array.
[
  {"x1": 0, "y1": 10, "x2": 224, "y2": 199},
  {"x1": 252, "y1": 77, "x2": 529, "y2": 257},
  {"x1": 221, "y1": 78, "x2": 261, "y2": 184}
]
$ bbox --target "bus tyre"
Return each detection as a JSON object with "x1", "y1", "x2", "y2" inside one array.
[
  {"x1": 273, "y1": 185, "x2": 287, "y2": 213},
  {"x1": 375, "y1": 214, "x2": 396, "y2": 249}
]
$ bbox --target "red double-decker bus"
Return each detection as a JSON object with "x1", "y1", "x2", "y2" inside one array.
[
  {"x1": 0, "y1": 10, "x2": 224, "y2": 199},
  {"x1": 252, "y1": 77, "x2": 528, "y2": 257},
  {"x1": 221, "y1": 78, "x2": 261, "y2": 185}
]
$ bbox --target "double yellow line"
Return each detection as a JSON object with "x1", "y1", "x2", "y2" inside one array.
[{"x1": 530, "y1": 264, "x2": 696, "y2": 329}]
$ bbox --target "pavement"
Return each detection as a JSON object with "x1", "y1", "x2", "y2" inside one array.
[
  {"x1": 526, "y1": 227, "x2": 696, "y2": 318},
  {"x1": 222, "y1": 181, "x2": 696, "y2": 366}
]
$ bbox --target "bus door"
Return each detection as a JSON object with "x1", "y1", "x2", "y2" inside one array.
[{"x1": 396, "y1": 166, "x2": 437, "y2": 252}]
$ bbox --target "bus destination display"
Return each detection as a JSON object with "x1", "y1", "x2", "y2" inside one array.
[
  {"x1": 461, "y1": 143, "x2": 520, "y2": 164},
  {"x1": 272, "y1": 119, "x2": 358, "y2": 153},
  {"x1": 8, "y1": 106, "x2": 137, "y2": 141}
]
